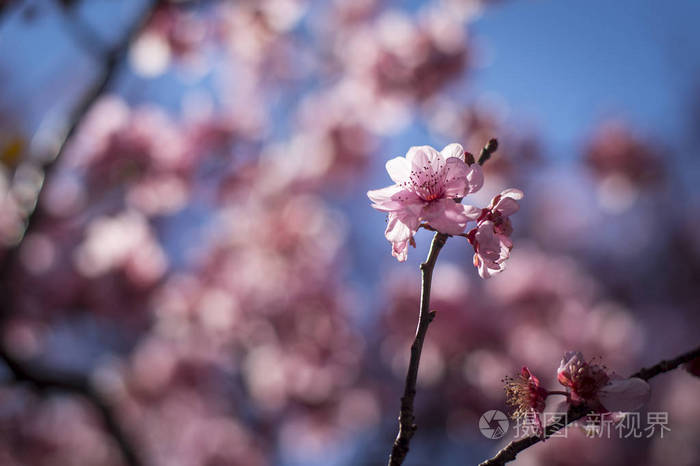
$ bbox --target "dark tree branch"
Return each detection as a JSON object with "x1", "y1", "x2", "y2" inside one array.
[
  {"x1": 388, "y1": 139, "x2": 498, "y2": 466},
  {"x1": 478, "y1": 344, "x2": 700, "y2": 466},
  {"x1": 0, "y1": 346, "x2": 142, "y2": 466},
  {"x1": 0, "y1": 2, "x2": 164, "y2": 465},
  {"x1": 15, "y1": 0, "x2": 159, "y2": 244},
  {"x1": 0, "y1": 1, "x2": 161, "y2": 282},
  {"x1": 388, "y1": 231, "x2": 448, "y2": 466},
  {"x1": 630, "y1": 345, "x2": 700, "y2": 381}
]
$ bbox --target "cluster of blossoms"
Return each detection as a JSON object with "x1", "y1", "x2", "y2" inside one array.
[
  {"x1": 0, "y1": 0, "x2": 496, "y2": 462},
  {"x1": 367, "y1": 142, "x2": 523, "y2": 278},
  {"x1": 505, "y1": 352, "x2": 651, "y2": 438},
  {"x1": 7, "y1": 0, "x2": 698, "y2": 463}
]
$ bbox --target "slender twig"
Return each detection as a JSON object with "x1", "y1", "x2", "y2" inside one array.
[
  {"x1": 479, "y1": 345, "x2": 700, "y2": 466},
  {"x1": 388, "y1": 140, "x2": 498, "y2": 465},
  {"x1": 388, "y1": 232, "x2": 448, "y2": 466}
]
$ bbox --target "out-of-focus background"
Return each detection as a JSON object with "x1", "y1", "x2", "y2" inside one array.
[{"x1": 1, "y1": 0, "x2": 699, "y2": 465}]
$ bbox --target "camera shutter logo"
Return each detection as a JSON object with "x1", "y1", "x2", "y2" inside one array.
[{"x1": 479, "y1": 410, "x2": 509, "y2": 439}]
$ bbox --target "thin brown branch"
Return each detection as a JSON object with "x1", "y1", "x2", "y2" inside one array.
[
  {"x1": 388, "y1": 231, "x2": 447, "y2": 466},
  {"x1": 479, "y1": 344, "x2": 700, "y2": 466},
  {"x1": 388, "y1": 139, "x2": 498, "y2": 465}
]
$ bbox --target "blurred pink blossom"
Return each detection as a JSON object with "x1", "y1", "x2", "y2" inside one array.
[
  {"x1": 367, "y1": 143, "x2": 482, "y2": 261},
  {"x1": 584, "y1": 121, "x2": 664, "y2": 187}
]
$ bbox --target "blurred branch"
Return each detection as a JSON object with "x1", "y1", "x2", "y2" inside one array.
[
  {"x1": 21, "y1": 0, "x2": 159, "y2": 237},
  {"x1": 478, "y1": 344, "x2": 700, "y2": 466},
  {"x1": 631, "y1": 345, "x2": 700, "y2": 381},
  {"x1": 388, "y1": 140, "x2": 498, "y2": 466},
  {"x1": 0, "y1": 0, "x2": 160, "y2": 274},
  {"x1": 0, "y1": 0, "x2": 20, "y2": 19},
  {"x1": 0, "y1": 346, "x2": 142, "y2": 466},
  {"x1": 0, "y1": 2, "x2": 165, "y2": 465}
]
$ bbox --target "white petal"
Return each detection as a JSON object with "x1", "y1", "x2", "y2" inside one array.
[
  {"x1": 494, "y1": 188, "x2": 523, "y2": 216},
  {"x1": 465, "y1": 163, "x2": 484, "y2": 194},
  {"x1": 558, "y1": 351, "x2": 584, "y2": 375},
  {"x1": 599, "y1": 377, "x2": 651, "y2": 412},
  {"x1": 440, "y1": 143, "x2": 465, "y2": 161},
  {"x1": 385, "y1": 156, "x2": 411, "y2": 184},
  {"x1": 367, "y1": 185, "x2": 404, "y2": 212},
  {"x1": 406, "y1": 145, "x2": 443, "y2": 175},
  {"x1": 501, "y1": 188, "x2": 524, "y2": 200},
  {"x1": 462, "y1": 204, "x2": 482, "y2": 221}
]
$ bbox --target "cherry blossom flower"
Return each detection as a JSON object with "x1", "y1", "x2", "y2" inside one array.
[
  {"x1": 504, "y1": 366, "x2": 549, "y2": 438},
  {"x1": 467, "y1": 189, "x2": 523, "y2": 278},
  {"x1": 557, "y1": 351, "x2": 650, "y2": 413},
  {"x1": 367, "y1": 143, "x2": 483, "y2": 261}
]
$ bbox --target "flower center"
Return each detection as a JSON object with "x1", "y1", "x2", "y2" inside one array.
[{"x1": 406, "y1": 166, "x2": 445, "y2": 202}]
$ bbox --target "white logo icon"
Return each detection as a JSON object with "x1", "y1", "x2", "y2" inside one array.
[{"x1": 479, "y1": 410, "x2": 509, "y2": 439}]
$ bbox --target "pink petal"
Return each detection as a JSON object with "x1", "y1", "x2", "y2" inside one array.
[
  {"x1": 474, "y1": 221, "x2": 500, "y2": 255},
  {"x1": 421, "y1": 199, "x2": 472, "y2": 235},
  {"x1": 385, "y1": 211, "x2": 419, "y2": 243},
  {"x1": 442, "y1": 157, "x2": 470, "y2": 198},
  {"x1": 494, "y1": 188, "x2": 524, "y2": 216},
  {"x1": 472, "y1": 223, "x2": 513, "y2": 279},
  {"x1": 367, "y1": 184, "x2": 402, "y2": 210},
  {"x1": 392, "y1": 239, "x2": 409, "y2": 262},
  {"x1": 599, "y1": 377, "x2": 651, "y2": 412},
  {"x1": 367, "y1": 185, "x2": 421, "y2": 212},
  {"x1": 385, "y1": 211, "x2": 419, "y2": 262},
  {"x1": 406, "y1": 145, "x2": 444, "y2": 177},
  {"x1": 499, "y1": 233, "x2": 513, "y2": 250},
  {"x1": 440, "y1": 143, "x2": 465, "y2": 161},
  {"x1": 463, "y1": 204, "x2": 482, "y2": 221},
  {"x1": 465, "y1": 163, "x2": 484, "y2": 194},
  {"x1": 385, "y1": 156, "x2": 411, "y2": 184},
  {"x1": 474, "y1": 252, "x2": 503, "y2": 279}
]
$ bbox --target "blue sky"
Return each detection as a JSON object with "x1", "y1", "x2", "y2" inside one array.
[{"x1": 472, "y1": 0, "x2": 700, "y2": 152}]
